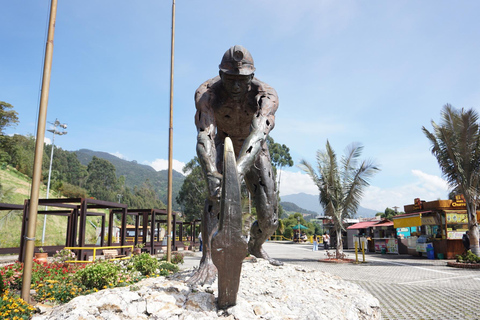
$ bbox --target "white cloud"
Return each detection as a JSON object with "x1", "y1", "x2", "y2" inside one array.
[
  {"x1": 362, "y1": 170, "x2": 450, "y2": 212},
  {"x1": 279, "y1": 169, "x2": 450, "y2": 212},
  {"x1": 146, "y1": 159, "x2": 186, "y2": 174},
  {"x1": 110, "y1": 152, "x2": 127, "y2": 160},
  {"x1": 44, "y1": 137, "x2": 51, "y2": 145},
  {"x1": 411, "y1": 169, "x2": 449, "y2": 192},
  {"x1": 279, "y1": 170, "x2": 318, "y2": 196}
]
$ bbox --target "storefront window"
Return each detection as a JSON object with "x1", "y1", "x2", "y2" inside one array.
[{"x1": 446, "y1": 212, "x2": 468, "y2": 239}]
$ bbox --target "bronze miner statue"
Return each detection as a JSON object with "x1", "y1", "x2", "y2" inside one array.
[{"x1": 190, "y1": 45, "x2": 283, "y2": 307}]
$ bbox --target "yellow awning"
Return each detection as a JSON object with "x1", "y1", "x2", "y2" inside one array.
[{"x1": 393, "y1": 215, "x2": 421, "y2": 228}]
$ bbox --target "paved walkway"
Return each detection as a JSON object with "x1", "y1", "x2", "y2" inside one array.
[{"x1": 183, "y1": 241, "x2": 480, "y2": 320}]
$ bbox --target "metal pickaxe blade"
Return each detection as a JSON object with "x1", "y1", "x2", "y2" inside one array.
[{"x1": 211, "y1": 137, "x2": 248, "y2": 309}]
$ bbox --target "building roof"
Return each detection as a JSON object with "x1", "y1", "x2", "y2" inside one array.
[
  {"x1": 374, "y1": 220, "x2": 394, "y2": 227},
  {"x1": 392, "y1": 211, "x2": 432, "y2": 219},
  {"x1": 347, "y1": 220, "x2": 380, "y2": 230}
]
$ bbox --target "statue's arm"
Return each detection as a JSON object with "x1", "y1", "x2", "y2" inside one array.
[
  {"x1": 237, "y1": 85, "x2": 279, "y2": 181},
  {"x1": 195, "y1": 87, "x2": 222, "y2": 199}
]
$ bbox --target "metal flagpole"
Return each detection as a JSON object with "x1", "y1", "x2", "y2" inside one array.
[
  {"x1": 21, "y1": 0, "x2": 58, "y2": 302},
  {"x1": 166, "y1": 0, "x2": 176, "y2": 263}
]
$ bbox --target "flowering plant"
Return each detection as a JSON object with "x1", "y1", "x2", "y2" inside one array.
[{"x1": 53, "y1": 249, "x2": 76, "y2": 263}]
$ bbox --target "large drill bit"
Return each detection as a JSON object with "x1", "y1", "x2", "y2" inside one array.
[{"x1": 211, "y1": 137, "x2": 248, "y2": 309}]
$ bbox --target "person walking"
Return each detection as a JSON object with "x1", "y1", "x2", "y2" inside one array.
[
  {"x1": 322, "y1": 232, "x2": 330, "y2": 250},
  {"x1": 198, "y1": 232, "x2": 203, "y2": 252},
  {"x1": 312, "y1": 235, "x2": 318, "y2": 251},
  {"x1": 462, "y1": 231, "x2": 470, "y2": 252}
]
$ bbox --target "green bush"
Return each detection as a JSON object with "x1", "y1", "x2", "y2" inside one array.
[
  {"x1": 161, "y1": 252, "x2": 184, "y2": 265},
  {"x1": 130, "y1": 253, "x2": 159, "y2": 276},
  {"x1": 35, "y1": 279, "x2": 84, "y2": 304},
  {"x1": 0, "y1": 272, "x2": 5, "y2": 296},
  {"x1": 0, "y1": 289, "x2": 36, "y2": 319},
  {"x1": 75, "y1": 260, "x2": 120, "y2": 289},
  {"x1": 158, "y1": 262, "x2": 179, "y2": 276},
  {"x1": 456, "y1": 250, "x2": 480, "y2": 263}
]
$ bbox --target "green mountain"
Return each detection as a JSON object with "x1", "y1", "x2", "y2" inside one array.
[
  {"x1": 280, "y1": 201, "x2": 318, "y2": 217},
  {"x1": 75, "y1": 149, "x2": 185, "y2": 210},
  {"x1": 281, "y1": 193, "x2": 378, "y2": 218}
]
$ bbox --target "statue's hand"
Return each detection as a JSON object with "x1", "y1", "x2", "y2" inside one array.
[{"x1": 207, "y1": 171, "x2": 223, "y2": 201}]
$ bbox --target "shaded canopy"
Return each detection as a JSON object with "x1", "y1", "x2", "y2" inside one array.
[{"x1": 292, "y1": 224, "x2": 308, "y2": 230}]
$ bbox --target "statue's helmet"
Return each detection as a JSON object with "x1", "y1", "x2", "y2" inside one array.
[{"x1": 219, "y1": 45, "x2": 255, "y2": 76}]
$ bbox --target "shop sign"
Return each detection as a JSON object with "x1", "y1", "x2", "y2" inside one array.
[
  {"x1": 416, "y1": 242, "x2": 427, "y2": 253},
  {"x1": 421, "y1": 216, "x2": 437, "y2": 225},
  {"x1": 413, "y1": 198, "x2": 423, "y2": 210},
  {"x1": 447, "y1": 231, "x2": 464, "y2": 240},
  {"x1": 451, "y1": 194, "x2": 466, "y2": 208},
  {"x1": 407, "y1": 236, "x2": 417, "y2": 249},
  {"x1": 386, "y1": 239, "x2": 398, "y2": 254},
  {"x1": 446, "y1": 213, "x2": 468, "y2": 224}
]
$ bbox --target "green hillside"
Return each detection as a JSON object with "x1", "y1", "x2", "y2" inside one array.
[
  {"x1": 0, "y1": 165, "x2": 98, "y2": 248},
  {"x1": 75, "y1": 149, "x2": 185, "y2": 210}
]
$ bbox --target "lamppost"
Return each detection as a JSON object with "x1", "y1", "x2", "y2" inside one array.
[
  {"x1": 41, "y1": 118, "x2": 67, "y2": 245},
  {"x1": 297, "y1": 216, "x2": 300, "y2": 241}
]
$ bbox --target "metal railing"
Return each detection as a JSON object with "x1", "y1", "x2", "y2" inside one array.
[{"x1": 64, "y1": 245, "x2": 133, "y2": 263}]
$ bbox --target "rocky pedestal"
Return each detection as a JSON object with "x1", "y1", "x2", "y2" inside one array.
[{"x1": 33, "y1": 259, "x2": 381, "y2": 320}]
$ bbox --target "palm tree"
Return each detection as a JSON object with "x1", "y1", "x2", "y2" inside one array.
[
  {"x1": 299, "y1": 141, "x2": 379, "y2": 258},
  {"x1": 422, "y1": 104, "x2": 480, "y2": 255}
]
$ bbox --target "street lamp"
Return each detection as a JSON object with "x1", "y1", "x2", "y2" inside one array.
[
  {"x1": 297, "y1": 216, "x2": 300, "y2": 241},
  {"x1": 41, "y1": 118, "x2": 67, "y2": 245}
]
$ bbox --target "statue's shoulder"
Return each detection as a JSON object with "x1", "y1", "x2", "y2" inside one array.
[
  {"x1": 252, "y1": 78, "x2": 278, "y2": 99},
  {"x1": 195, "y1": 76, "x2": 221, "y2": 105},
  {"x1": 252, "y1": 78, "x2": 278, "y2": 107}
]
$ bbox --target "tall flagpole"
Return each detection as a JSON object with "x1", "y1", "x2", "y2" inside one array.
[
  {"x1": 166, "y1": 0, "x2": 176, "y2": 263},
  {"x1": 21, "y1": 0, "x2": 58, "y2": 302}
]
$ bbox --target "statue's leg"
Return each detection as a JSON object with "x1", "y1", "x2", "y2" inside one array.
[
  {"x1": 187, "y1": 198, "x2": 219, "y2": 285},
  {"x1": 244, "y1": 149, "x2": 283, "y2": 266}
]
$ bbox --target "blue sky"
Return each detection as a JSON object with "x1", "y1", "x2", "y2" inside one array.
[{"x1": 3, "y1": 1, "x2": 480, "y2": 212}]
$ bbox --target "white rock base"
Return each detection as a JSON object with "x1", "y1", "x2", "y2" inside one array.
[{"x1": 32, "y1": 259, "x2": 380, "y2": 320}]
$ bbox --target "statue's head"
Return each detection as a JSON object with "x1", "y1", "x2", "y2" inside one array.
[
  {"x1": 219, "y1": 45, "x2": 255, "y2": 76},
  {"x1": 219, "y1": 45, "x2": 255, "y2": 101}
]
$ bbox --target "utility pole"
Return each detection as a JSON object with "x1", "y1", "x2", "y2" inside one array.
[
  {"x1": 41, "y1": 118, "x2": 67, "y2": 245},
  {"x1": 22, "y1": 0, "x2": 58, "y2": 303},
  {"x1": 166, "y1": 0, "x2": 176, "y2": 262}
]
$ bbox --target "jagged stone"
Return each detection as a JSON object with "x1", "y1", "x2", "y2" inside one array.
[{"x1": 32, "y1": 259, "x2": 381, "y2": 320}]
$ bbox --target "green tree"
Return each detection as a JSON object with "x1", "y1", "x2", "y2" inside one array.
[
  {"x1": 43, "y1": 145, "x2": 88, "y2": 188},
  {"x1": 2, "y1": 134, "x2": 47, "y2": 177},
  {"x1": 266, "y1": 136, "x2": 294, "y2": 217},
  {"x1": 267, "y1": 136, "x2": 294, "y2": 181},
  {"x1": 0, "y1": 101, "x2": 19, "y2": 134},
  {"x1": 376, "y1": 207, "x2": 403, "y2": 220},
  {"x1": 423, "y1": 104, "x2": 480, "y2": 255},
  {"x1": 299, "y1": 141, "x2": 379, "y2": 258},
  {"x1": 176, "y1": 157, "x2": 208, "y2": 221},
  {"x1": 85, "y1": 156, "x2": 119, "y2": 201}
]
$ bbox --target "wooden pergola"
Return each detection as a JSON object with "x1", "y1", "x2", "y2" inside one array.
[
  {"x1": 0, "y1": 203, "x2": 25, "y2": 255},
  {"x1": 115, "y1": 208, "x2": 201, "y2": 253},
  {"x1": 19, "y1": 197, "x2": 128, "y2": 262},
  {"x1": 2, "y1": 199, "x2": 200, "y2": 261}
]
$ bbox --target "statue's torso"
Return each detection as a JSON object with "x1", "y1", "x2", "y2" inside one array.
[{"x1": 196, "y1": 76, "x2": 277, "y2": 156}]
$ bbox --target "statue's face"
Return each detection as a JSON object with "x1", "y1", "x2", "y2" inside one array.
[{"x1": 220, "y1": 72, "x2": 253, "y2": 101}]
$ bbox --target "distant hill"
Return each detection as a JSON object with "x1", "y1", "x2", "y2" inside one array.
[
  {"x1": 280, "y1": 193, "x2": 378, "y2": 218},
  {"x1": 75, "y1": 149, "x2": 185, "y2": 210},
  {"x1": 280, "y1": 201, "x2": 318, "y2": 216}
]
